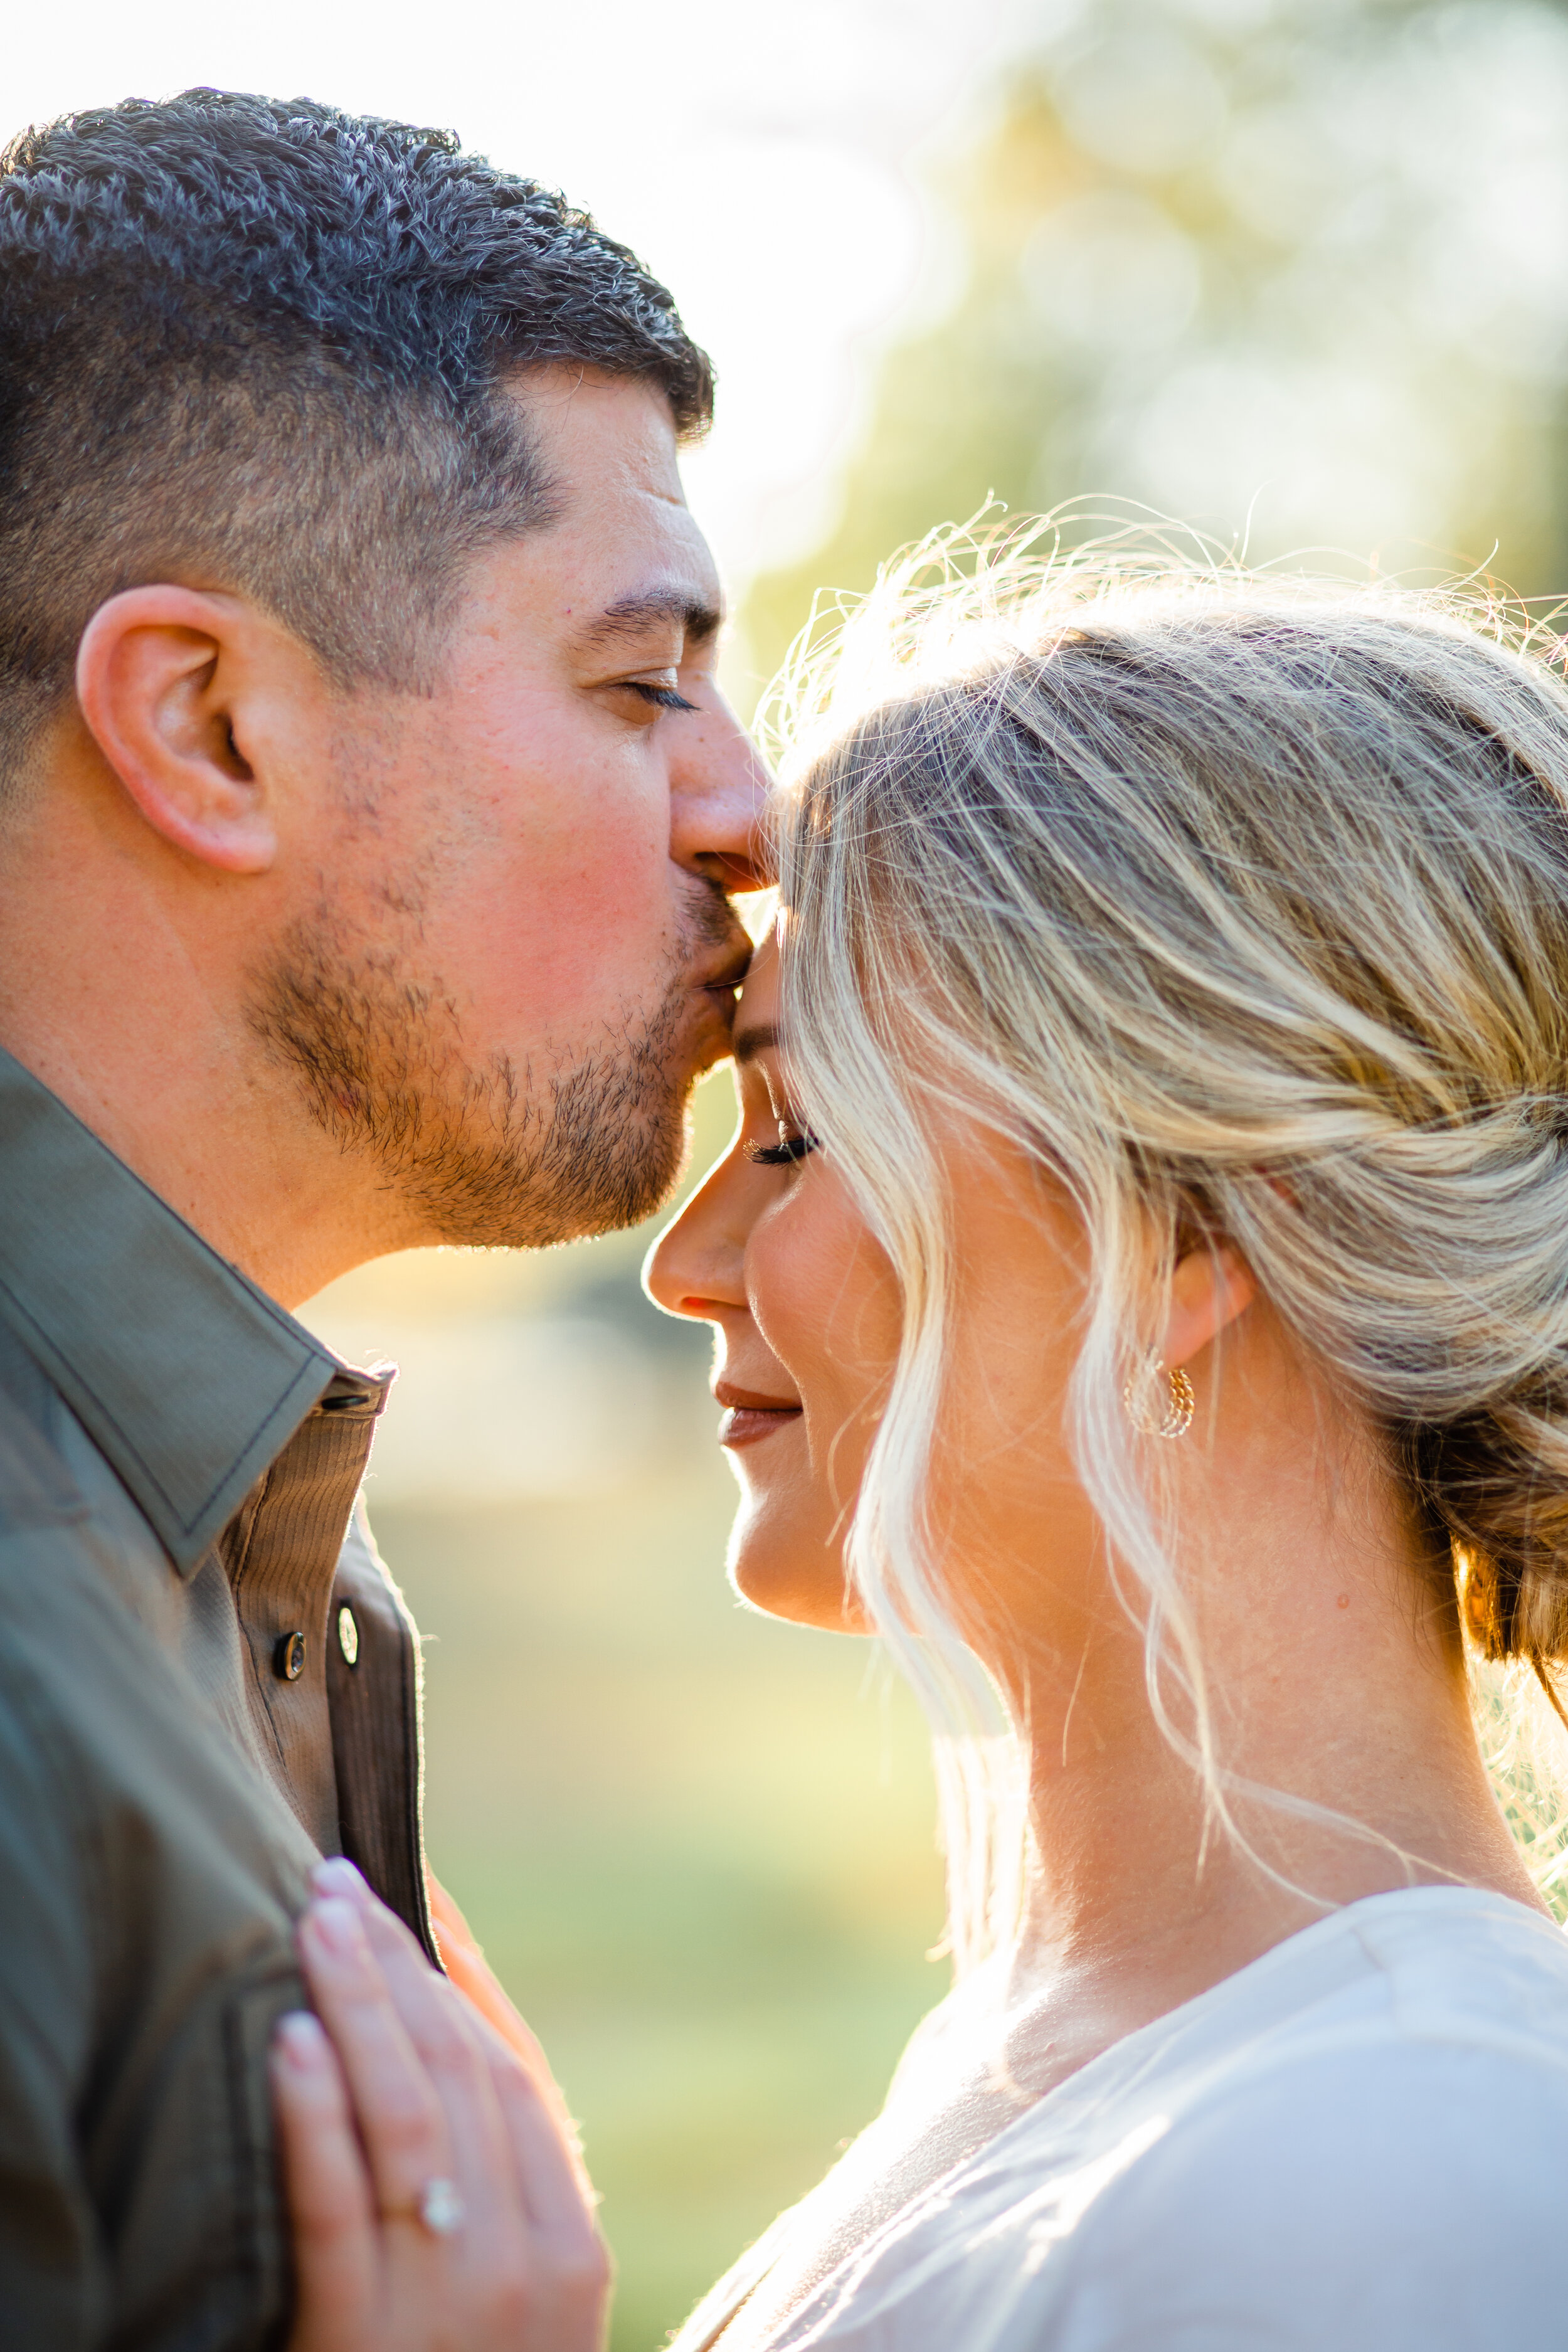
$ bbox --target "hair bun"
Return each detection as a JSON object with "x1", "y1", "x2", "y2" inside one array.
[{"x1": 1409, "y1": 1400, "x2": 1568, "y2": 1665}]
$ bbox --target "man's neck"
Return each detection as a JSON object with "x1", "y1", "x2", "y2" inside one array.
[
  {"x1": 0, "y1": 812, "x2": 412, "y2": 1309},
  {"x1": 3, "y1": 1012, "x2": 413, "y2": 1308}
]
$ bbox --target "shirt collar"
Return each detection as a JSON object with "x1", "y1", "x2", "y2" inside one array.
[{"x1": 0, "y1": 1045, "x2": 378, "y2": 1575}]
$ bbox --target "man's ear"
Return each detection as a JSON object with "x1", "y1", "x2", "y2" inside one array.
[
  {"x1": 1160, "y1": 1238, "x2": 1257, "y2": 1370},
  {"x1": 75, "y1": 586, "x2": 277, "y2": 874}
]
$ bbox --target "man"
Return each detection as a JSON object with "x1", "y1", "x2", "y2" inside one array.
[{"x1": 0, "y1": 90, "x2": 760, "y2": 2345}]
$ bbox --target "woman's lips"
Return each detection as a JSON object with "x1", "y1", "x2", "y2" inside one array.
[
  {"x1": 714, "y1": 1382, "x2": 803, "y2": 1450},
  {"x1": 719, "y1": 1406, "x2": 802, "y2": 1448}
]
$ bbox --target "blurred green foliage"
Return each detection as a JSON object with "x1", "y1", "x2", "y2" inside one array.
[{"x1": 743, "y1": 0, "x2": 1568, "y2": 695}]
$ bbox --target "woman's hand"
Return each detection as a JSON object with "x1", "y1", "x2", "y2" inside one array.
[{"x1": 271, "y1": 1860, "x2": 611, "y2": 2352}]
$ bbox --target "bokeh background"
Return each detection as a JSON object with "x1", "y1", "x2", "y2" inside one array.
[{"x1": 12, "y1": 1, "x2": 1568, "y2": 2341}]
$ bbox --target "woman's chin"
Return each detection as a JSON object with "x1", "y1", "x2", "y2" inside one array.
[{"x1": 725, "y1": 1525, "x2": 869, "y2": 1633}]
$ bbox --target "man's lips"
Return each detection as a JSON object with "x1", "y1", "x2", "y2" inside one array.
[{"x1": 714, "y1": 1379, "x2": 802, "y2": 1449}]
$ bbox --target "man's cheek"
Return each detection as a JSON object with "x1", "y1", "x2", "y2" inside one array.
[{"x1": 445, "y1": 845, "x2": 668, "y2": 1016}]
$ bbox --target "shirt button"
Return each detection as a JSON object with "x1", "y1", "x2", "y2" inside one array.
[
  {"x1": 337, "y1": 1605, "x2": 360, "y2": 1668},
  {"x1": 273, "y1": 1629, "x2": 307, "y2": 1682}
]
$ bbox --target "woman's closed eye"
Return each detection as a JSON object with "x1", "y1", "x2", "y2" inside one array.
[
  {"x1": 623, "y1": 680, "x2": 697, "y2": 712},
  {"x1": 745, "y1": 1124, "x2": 820, "y2": 1168}
]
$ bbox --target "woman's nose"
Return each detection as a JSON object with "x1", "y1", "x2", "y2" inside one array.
[{"x1": 644, "y1": 1161, "x2": 748, "y2": 1322}]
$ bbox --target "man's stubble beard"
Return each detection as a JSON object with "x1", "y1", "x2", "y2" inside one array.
[{"x1": 248, "y1": 879, "x2": 736, "y2": 1250}]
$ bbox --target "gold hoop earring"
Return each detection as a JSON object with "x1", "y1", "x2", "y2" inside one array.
[{"x1": 1123, "y1": 1355, "x2": 1195, "y2": 1441}]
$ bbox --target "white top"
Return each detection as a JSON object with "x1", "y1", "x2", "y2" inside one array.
[{"x1": 672, "y1": 1887, "x2": 1568, "y2": 2351}]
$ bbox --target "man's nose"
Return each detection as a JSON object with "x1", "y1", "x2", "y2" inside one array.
[{"x1": 671, "y1": 694, "x2": 773, "y2": 893}]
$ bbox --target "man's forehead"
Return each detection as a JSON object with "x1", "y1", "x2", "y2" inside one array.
[
  {"x1": 510, "y1": 363, "x2": 686, "y2": 495},
  {"x1": 495, "y1": 368, "x2": 724, "y2": 639}
]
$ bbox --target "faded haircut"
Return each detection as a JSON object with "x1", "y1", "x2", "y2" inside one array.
[{"x1": 0, "y1": 89, "x2": 714, "y2": 790}]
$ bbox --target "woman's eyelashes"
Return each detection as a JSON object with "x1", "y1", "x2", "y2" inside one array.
[{"x1": 744, "y1": 1123, "x2": 821, "y2": 1168}]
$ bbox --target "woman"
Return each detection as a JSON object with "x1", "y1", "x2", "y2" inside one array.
[{"x1": 276, "y1": 544, "x2": 1568, "y2": 2348}]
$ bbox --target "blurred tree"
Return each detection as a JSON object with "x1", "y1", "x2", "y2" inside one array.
[{"x1": 742, "y1": 0, "x2": 1568, "y2": 692}]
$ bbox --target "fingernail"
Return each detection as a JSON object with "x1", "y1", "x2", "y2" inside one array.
[
  {"x1": 311, "y1": 1856, "x2": 367, "y2": 1899},
  {"x1": 275, "y1": 2011, "x2": 327, "y2": 2069},
  {"x1": 309, "y1": 1895, "x2": 366, "y2": 1959}
]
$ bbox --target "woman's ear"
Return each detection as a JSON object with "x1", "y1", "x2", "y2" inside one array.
[
  {"x1": 1161, "y1": 1238, "x2": 1257, "y2": 1370},
  {"x1": 75, "y1": 585, "x2": 276, "y2": 873}
]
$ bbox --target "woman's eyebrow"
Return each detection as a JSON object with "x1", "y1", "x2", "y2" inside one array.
[{"x1": 733, "y1": 1022, "x2": 781, "y2": 1064}]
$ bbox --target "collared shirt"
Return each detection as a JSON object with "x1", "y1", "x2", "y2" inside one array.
[{"x1": 0, "y1": 1044, "x2": 435, "y2": 2348}]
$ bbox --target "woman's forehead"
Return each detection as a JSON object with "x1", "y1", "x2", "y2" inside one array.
[{"x1": 735, "y1": 932, "x2": 780, "y2": 1025}]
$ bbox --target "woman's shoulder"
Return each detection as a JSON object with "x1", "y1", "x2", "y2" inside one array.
[
  {"x1": 1322, "y1": 1877, "x2": 1568, "y2": 2033},
  {"x1": 1000, "y1": 1887, "x2": 1568, "y2": 2350},
  {"x1": 1031, "y1": 1884, "x2": 1568, "y2": 2154},
  {"x1": 1165, "y1": 1881, "x2": 1568, "y2": 2096},
  {"x1": 782, "y1": 1890, "x2": 1568, "y2": 2350}
]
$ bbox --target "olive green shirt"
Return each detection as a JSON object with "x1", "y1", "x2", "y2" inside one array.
[{"x1": 0, "y1": 1045, "x2": 437, "y2": 2348}]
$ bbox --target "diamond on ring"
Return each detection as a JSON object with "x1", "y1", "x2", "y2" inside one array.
[{"x1": 419, "y1": 2176, "x2": 466, "y2": 2235}]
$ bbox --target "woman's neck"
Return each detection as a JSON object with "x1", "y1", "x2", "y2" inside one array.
[{"x1": 1009, "y1": 1409, "x2": 1545, "y2": 2040}]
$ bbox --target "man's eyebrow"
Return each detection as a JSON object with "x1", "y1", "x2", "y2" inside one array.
[
  {"x1": 733, "y1": 1022, "x2": 780, "y2": 1064},
  {"x1": 576, "y1": 590, "x2": 723, "y2": 651}
]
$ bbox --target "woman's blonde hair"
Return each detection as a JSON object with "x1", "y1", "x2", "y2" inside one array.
[{"x1": 771, "y1": 522, "x2": 1568, "y2": 1973}]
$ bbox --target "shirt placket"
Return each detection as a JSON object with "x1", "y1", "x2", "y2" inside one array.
[{"x1": 220, "y1": 1372, "x2": 389, "y2": 1855}]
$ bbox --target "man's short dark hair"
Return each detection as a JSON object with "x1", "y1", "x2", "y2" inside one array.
[{"x1": 0, "y1": 89, "x2": 714, "y2": 784}]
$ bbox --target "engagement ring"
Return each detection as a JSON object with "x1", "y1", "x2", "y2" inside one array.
[{"x1": 418, "y1": 2177, "x2": 466, "y2": 2236}]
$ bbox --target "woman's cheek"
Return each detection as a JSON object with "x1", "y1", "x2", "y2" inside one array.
[
  {"x1": 748, "y1": 1163, "x2": 901, "y2": 1494},
  {"x1": 730, "y1": 1167, "x2": 901, "y2": 1634}
]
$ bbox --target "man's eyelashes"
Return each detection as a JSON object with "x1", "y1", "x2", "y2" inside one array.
[{"x1": 623, "y1": 681, "x2": 697, "y2": 712}]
